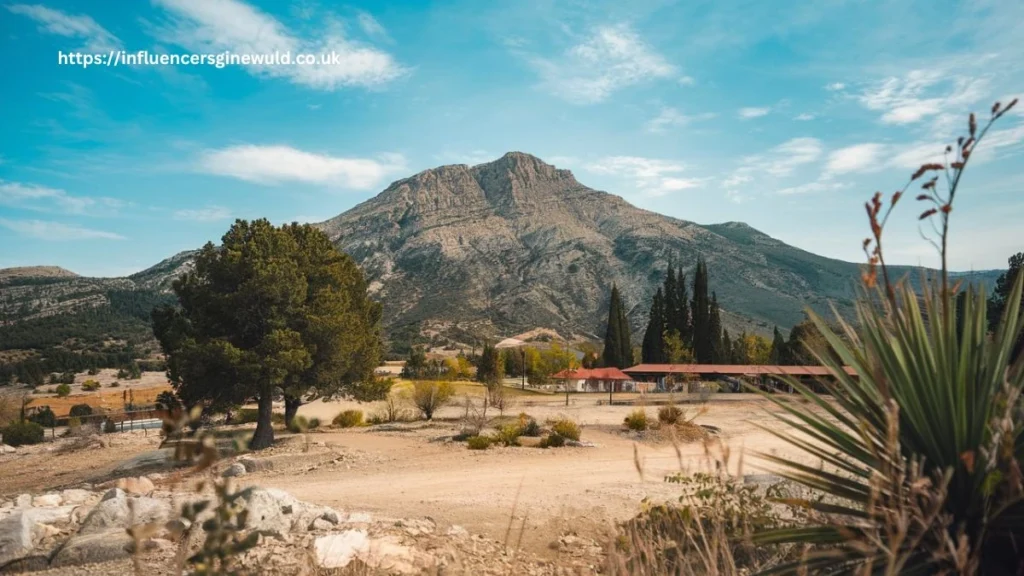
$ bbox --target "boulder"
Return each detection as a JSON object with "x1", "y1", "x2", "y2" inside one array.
[
  {"x1": 237, "y1": 488, "x2": 337, "y2": 536},
  {"x1": 60, "y1": 489, "x2": 93, "y2": 505},
  {"x1": 222, "y1": 463, "x2": 246, "y2": 478},
  {"x1": 50, "y1": 530, "x2": 133, "y2": 567},
  {"x1": 115, "y1": 476, "x2": 155, "y2": 496},
  {"x1": 238, "y1": 457, "x2": 274, "y2": 473},
  {"x1": 314, "y1": 530, "x2": 369, "y2": 569},
  {"x1": 0, "y1": 444, "x2": 15, "y2": 454},
  {"x1": 78, "y1": 495, "x2": 170, "y2": 536},
  {"x1": 111, "y1": 449, "x2": 172, "y2": 474},
  {"x1": 31, "y1": 494, "x2": 62, "y2": 508},
  {"x1": 13, "y1": 496, "x2": 30, "y2": 510},
  {"x1": 100, "y1": 488, "x2": 125, "y2": 502},
  {"x1": 0, "y1": 507, "x2": 75, "y2": 566}
]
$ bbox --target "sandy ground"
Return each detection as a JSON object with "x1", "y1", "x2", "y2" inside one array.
[{"x1": 1, "y1": 386, "x2": 818, "y2": 560}]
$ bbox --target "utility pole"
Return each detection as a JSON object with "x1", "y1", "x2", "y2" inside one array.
[{"x1": 520, "y1": 348, "x2": 526, "y2": 390}]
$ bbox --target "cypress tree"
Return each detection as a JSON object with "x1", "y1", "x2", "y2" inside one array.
[
  {"x1": 770, "y1": 326, "x2": 787, "y2": 364},
  {"x1": 721, "y1": 328, "x2": 734, "y2": 364},
  {"x1": 617, "y1": 294, "x2": 633, "y2": 367},
  {"x1": 642, "y1": 288, "x2": 667, "y2": 363},
  {"x1": 708, "y1": 292, "x2": 723, "y2": 364},
  {"x1": 663, "y1": 265, "x2": 678, "y2": 335},
  {"x1": 602, "y1": 285, "x2": 624, "y2": 368},
  {"x1": 691, "y1": 258, "x2": 712, "y2": 363},
  {"x1": 675, "y1": 268, "x2": 692, "y2": 347}
]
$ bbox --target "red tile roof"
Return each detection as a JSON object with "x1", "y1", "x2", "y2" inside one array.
[
  {"x1": 551, "y1": 367, "x2": 632, "y2": 380},
  {"x1": 623, "y1": 364, "x2": 857, "y2": 377}
]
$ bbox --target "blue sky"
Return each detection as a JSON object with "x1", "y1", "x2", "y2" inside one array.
[{"x1": 1, "y1": 0, "x2": 1022, "y2": 277}]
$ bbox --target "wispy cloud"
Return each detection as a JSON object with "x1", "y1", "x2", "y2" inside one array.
[
  {"x1": 794, "y1": 113, "x2": 816, "y2": 121},
  {"x1": 645, "y1": 107, "x2": 716, "y2": 133},
  {"x1": 528, "y1": 25, "x2": 675, "y2": 104},
  {"x1": 825, "y1": 143, "x2": 886, "y2": 174},
  {"x1": 738, "y1": 107, "x2": 770, "y2": 119},
  {"x1": 586, "y1": 156, "x2": 705, "y2": 196},
  {"x1": 776, "y1": 178, "x2": 850, "y2": 195},
  {"x1": 0, "y1": 218, "x2": 125, "y2": 240},
  {"x1": 678, "y1": 75, "x2": 696, "y2": 86},
  {"x1": 357, "y1": 12, "x2": 389, "y2": 41},
  {"x1": 737, "y1": 137, "x2": 823, "y2": 178},
  {"x1": 858, "y1": 70, "x2": 989, "y2": 125},
  {"x1": 0, "y1": 180, "x2": 123, "y2": 215},
  {"x1": 173, "y1": 206, "x2": 233, "y2": 222},
  {"x1": 151, "y1": 0, "x2": 407, "y2": 90},
  {"x1": 7, "y1": 4, "x2": 121, "y2": 52},
  {"x1": 197, "y1": 145, "x2": 407, "y2": 189},
  {"x1": 825, "y1": 82, "x2": 845, "y2": 91}
]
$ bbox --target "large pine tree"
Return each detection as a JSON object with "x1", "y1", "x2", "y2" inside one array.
[
  {"x1": 641, "y1": 288, "x2": 667, "y2": 363},
  {"x1": 691, "y1": 258, "x2": 713, "y2": 363},
  {"x1": 769, "y1": 326, "x2": 787, "y2": 364},
  {"x1": 602, "y1": 284, "x2": 625, "y2": 368}
]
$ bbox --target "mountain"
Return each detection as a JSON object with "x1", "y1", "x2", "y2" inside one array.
[{"x1": 0, "y1": 152, "x2": 1005, "y2": 366}]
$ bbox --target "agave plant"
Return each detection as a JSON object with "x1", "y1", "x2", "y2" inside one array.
[{"x1": 752, "y1": 100, "x2": 1024, "y2": 575}]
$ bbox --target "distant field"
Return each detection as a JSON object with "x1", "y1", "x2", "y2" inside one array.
[{"x1": 26, "y1": 368, "x2": 171, "y2": 417}]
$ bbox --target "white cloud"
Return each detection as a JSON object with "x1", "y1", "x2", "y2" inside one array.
[
  {"x1": 645, "y1": 107, "x2": 716, "y2": 132},
  {"x1": 725, "y1": 190, "x2": 746, "y2": 204},
  {"x1": 678, "y1": 75, "x2": 696, "y2": 86},
  {"x1": 825, "y1": 82, "x2": 845, "y2": 91},
  {"x1": 586, "y1": 156, "x2": 705, "y2": 196},
  {"x1": 0, "y1": 218, "x2": 125, "y2": 240},
  {"x1": 357, "y1": 12, "x2": 388, "y2": 40},
  {"x1": 738, "y1": 107, "x2": 770, "y2": 119},
  {"x1": 794, "y1": 113, "x2": 816, "y2": 121},
  {"x1": 776, "y1": 178, "x2": 850, "y2": 195},
  {"x1": 151, "y1": 0, "x2": 406, "y2": 90},
  {"x1": 858, "y1": 70, "x2": 989, "y2": 125},
  {"x1": 530, "y1": 25, "x2": 675, "y2": 104},
  {"x1": 173, "y1": 206, "x2": 233, "y2": 222},
  {"x1": 7, "y1": 4, "x2": 121, "y2": 52},
  {"x1": 825, "y1": 143, "x2": 886, "y2": 174},
  {"x1": 722, "y1": 137, "x2": 823, "y2": 191},
  {"x1": 198, "y1": 145, "x2": 407, "y2": 189},
  {"x1": 0, "y1": 180, "x2": 121, "y2": 215}
]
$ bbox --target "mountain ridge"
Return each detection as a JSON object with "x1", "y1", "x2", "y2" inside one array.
[{"x1": 0, "y1": 152, "x2": 1005, "y2": 357}]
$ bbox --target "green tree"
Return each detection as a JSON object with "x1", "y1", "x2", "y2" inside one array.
[
  {"x1": 401, "y1": 346, "x2": 428, "y2": 379},
  {"x1": 784, "y1": 316, "x2": 831, "y2": 365},
  {"x1": 153, "y1": 219, "x2": 381, "y2": 450},
  {"x1": 476, "y1": 342, "x2": 503, "y2": 385},
  {"x1": 672, "y1": 267, "x2": 692, "y2": 347},
  {"x1": 690, "y1": 258, "x2": 713, "y2": 363},
  {"x1": 641, "y1": 288, "x2": 667, "y2": 363},
  {"x1": 769, "y1": 326, "x2": 787, "y2": 364},
  {"x1": 708, "y1": 292, "x2": 724, "y2": 364},
  {"x1": 988, "y1": 251, "x2": 1023, "y2": 360},
  {"x1": 602, "y1": 284, "x2": 625, "y2": 368},
  {"x1": 617, "y1": 288, "x2": 633, "y2": 367}
]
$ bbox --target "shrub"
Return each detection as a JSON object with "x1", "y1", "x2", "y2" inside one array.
[
  {"x1": 1, "y1": 421, "x2": 44, "y2": 446},
  {"x1": 623, "y1": 409, "x2": 649, "y2": 431},
  {"x1": 332, "y1": 410, "x2": 364, "y2": 428},
  {"x1": 234, "y1": 409, "x2": 259, "y2": 424},
  {"x1": 411, "y1": 381, "x2": 454, "y2": 420},
  {"x1": 287, "y1": 415, "x2": 311, "y2": 433},
  {"x1": 67, "y1": 416, "x2": 81, "y2": 431},
  {"x1": 466, "y1": 435, "x2": 491, "y2": 450},
  {"x1": 351, "y1": 376, "x2": 394, "y2": 402},
  {"x1": 109, "y1": 381, "x2": 120, "y2": 387},
  {"x1": 81, "y1": 380, "x2": 100, "y2": 391},
  {"x1": 103, "y1": 418, "x2": 117, "y2": 433},
  {"x1": 29, "y1": 406, "x2": 57, "y2": 428},
  {"x1": 87, "y1": 366, "x2": 99, "y2": 375},
  {"x1": 55, "y1": 383, "x2": 71, "y2": 398},
  {"x1": 540, "y1": 433, "x2": 566, "y2": 448},
  {"x1": 156, "y1": 390, "x2": 182, "y2": 411},
  {"x1": 518, "y1": 413, "x2": 541, "y2": 437},
  {"x1": 658, "y1": 405, "x2": 683, "y2": 425},
  {"x1": 69, "y1": 404, "x2": 93, "y2": 418},
  {"x1": 308, "y1": 417, "x2": 321, "y2": 429},
  {"x1": 494, "y1": 424, "x2": 522, "y2": 447},
  {"x1": 551, "y1": 418, "x2": 581, "y2": 441},
  {"x1": 372, "y1": 394, "x2": 411, "y2": 424}
]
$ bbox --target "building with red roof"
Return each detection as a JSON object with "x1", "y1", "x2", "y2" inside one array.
[{"x1": 551, "y1": 367, "x2": 635, "y2": 393}]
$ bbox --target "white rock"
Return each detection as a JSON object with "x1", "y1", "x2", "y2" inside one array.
[
  {"x1": 78, "y1": 496, "x2": 170, "y2": 536},
  {"x1": 15, "y1": 495, "x2": 31, "y2": 509},
  {"x1": 0, "y1": 507, "x2": 75, "y2": 566},
  {"x1": 32, "y1": 494, "x2": 63, "y2": 508},
  {"x1": 60, "y1": 489, "x2": 93, "y2": 505},
  {"x1": 446, "y1": 525, "x2": 469, "y2": 538},
  {"x1": 0, "y1": 444, "x2": 15, "y2": 454},
  {"x1": 50, "y1": 530, "x2": 133, "y2": 567},
  {"x1": 314, "y1": 530, "x2": 369, "y2": 569},
  {"x1": 311, "y1": 518, "x2": 334, "y2": 531},
  {"x1": 222, "y1": 462, "x2": 246, "y2": 478},
  {"x1": 346, "y1": 512, "x2": 373, "y2": 523},
  {"x1": 238, "y1": 487, "x2": 331, "y2": 536}
]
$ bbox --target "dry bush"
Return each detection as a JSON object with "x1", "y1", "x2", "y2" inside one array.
[
  {"x1": 369, "y1": 393, "x2": 412, "y2": 424},
  {"x1": 411, "y1": 380, "x2": 454, "y2": 420},
  {"x1": 487, "y1": 384, "x2": 516, "y2": 416},
  {"x1": 623, "y1": 409, "x2": 649, "y2": 431},
  {"x1": 331, "y1": 410, "x2": 364, "y2": 428},
  {"x1": 466, "y1": 435, "x2": 491, "y2": 450},
  {"x1": 458, "y1": 394, "x2": 488, "y2": 438},
  {"x1": 550, "y1": 417, "x2": 581, "y2": 441},
  {"x1": 494, "y1": 423, "x2": 522, "y2": 446}
]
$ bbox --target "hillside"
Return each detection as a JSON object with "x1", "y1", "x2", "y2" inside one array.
[{"x1": 0, "y1": 152, "x2": 1004, "y2": 367}]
